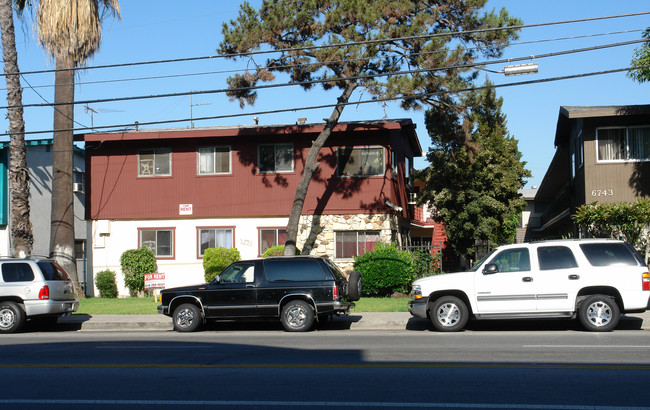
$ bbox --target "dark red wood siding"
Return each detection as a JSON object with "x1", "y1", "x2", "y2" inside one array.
[{"x1": 83, "y1": 121, "x2": 421, "y2": 220}]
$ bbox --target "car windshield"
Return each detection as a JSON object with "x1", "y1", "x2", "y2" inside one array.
[{"x1": 469, "y1": 250, "x2": 495, "y2": 272}]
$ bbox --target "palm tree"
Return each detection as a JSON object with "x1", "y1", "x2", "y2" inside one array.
[
  {"x1": 35, "y1": 0, "x2": 120, "y2": 291},
  {"x1": 0, "y1": 0, "x2": 33, "y2": 258}
]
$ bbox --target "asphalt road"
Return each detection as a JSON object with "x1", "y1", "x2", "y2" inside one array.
[{"x1": 1, "y1": 328, "x2": 650, "y2": 409}]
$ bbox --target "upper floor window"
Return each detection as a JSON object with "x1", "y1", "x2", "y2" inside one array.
[
  {"x1": 337, "y1": 147, "x2": 384, "y2": 177},
  {"x1": 198, "y1": 146, "x2": 231, "y2": 175},
  {"x1": 259, "y1": 143, "x2": 293, "y2": 173},
  {"x1": 597, "y1": 126, "x2": 650, "y2": 162},
  {"x1": 335, "y1": 231, "x2": 380, "y2": 259},
  {"x1": 140, "y1": 228, "x2": 174, "y2": 258},
  {"x1": 198, "y1": 227, "x2": 234, "y2": 257},
  {"x1": 138, "y1": 148, "x2": 171, "y2": 176}
]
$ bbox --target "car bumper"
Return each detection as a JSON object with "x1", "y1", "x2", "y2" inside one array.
[
  {"x1": 24, "y1": 299, "x2": 79, "y2": 317},
  {"x1": 157, "y1": 305, "x2": 170, "y2": 316},
  {"x1": 408, "y1": 298, "x2": 428, "y2": 318}
]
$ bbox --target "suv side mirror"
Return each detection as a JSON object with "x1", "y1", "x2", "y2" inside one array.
[{"x1": 482, "y1": 263, "x2": 499, "y2": 275}]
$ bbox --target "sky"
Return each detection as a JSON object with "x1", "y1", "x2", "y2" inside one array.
[{"x1": 1, "y1": 1, "x2": 648, "y2": 189}]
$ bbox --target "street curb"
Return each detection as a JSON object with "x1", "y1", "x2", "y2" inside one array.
[{"x1": 56, "y1": 312, "x2": 650, "y2": 332}]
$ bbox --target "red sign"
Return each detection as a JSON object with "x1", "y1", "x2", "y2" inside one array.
[{"x1": 144, "y1": 272, "x2": 165, "y2": 289}]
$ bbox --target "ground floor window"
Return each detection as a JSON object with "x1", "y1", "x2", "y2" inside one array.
[
  {"x1": 335, "y1": 231, "x2": 380, "y2": 259},
  {"x1": 139, "y1": 228, "x2": 174, "y2": 258},
  {"x1": 259, "y1": 228, "x2": 286, "y2": 255},
  {"x1": 198, "y1": 228, "x2": 234, "y2": 257}
]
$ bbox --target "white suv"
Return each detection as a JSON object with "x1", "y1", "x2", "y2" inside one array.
[
  {"x1": 409, "y1": 239, "x2": 650, "y2": 332},
  {"x1": 0, "y1": 258, "x2": 79, "y2": 333}
]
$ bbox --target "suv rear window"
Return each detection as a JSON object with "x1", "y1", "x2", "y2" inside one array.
[
  {"x1": 580, "y1": 243, "x2": 641, "y2": 266},
  {"x1": 1, "y1": 263, "x2": 35, "y2": 282},
  {"x1": 37, "y1": 261, "x2": 71, "y2": 281},
  {"x1": 263, "y1": 259, "x2": 327, "y2": 282}
]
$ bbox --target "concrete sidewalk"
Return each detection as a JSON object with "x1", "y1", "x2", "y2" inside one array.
[{"x1": 56, "y1": 311, "x2": 650, "y2": 332}]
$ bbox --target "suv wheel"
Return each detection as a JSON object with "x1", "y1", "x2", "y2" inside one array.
[
  {"x1": 429, "y1": 296, "x2": 468, "y2": 332},
  {"x1": 281, "y1": 300, "x2": 314, "y2": 332},
  {"x1": 0, "y1": 301, "x2": 26, "y2": 333},
  {"x1": 173, "y1": 303, "x2": 202, "y2": 332},
  {"x1": 578, "y1": 294, "x2": 620, "y2": 332},
  {"x1": 347, "y1": 271, "x2": 362, "y2": 301}
]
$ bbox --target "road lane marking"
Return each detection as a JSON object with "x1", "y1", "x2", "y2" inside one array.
[
  {"x1": 0, "y1": 399, "x2": 648, "y2": 409},
  {"x1": 1, "y1": 363, "x2": 650, "y2": 370}
]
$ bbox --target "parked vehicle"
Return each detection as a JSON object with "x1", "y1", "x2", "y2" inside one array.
[
  {"x1": 409, "y1": 239, "x2": 650, "y2": 332},
  {"x1": 158, "y1": 256, "x2": 361, "y2": 332},
  {"x1": 0, "y1": 257, "x2": 79, "y2": 333}
]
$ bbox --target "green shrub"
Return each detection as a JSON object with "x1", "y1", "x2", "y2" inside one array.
[
  {"x1": 353, "y1": 243, "x2": 416, "y2": 297},
  {"x1": 95, "y1": 269, "x2": 118, "y2": 298},
  {"x1": 262, "y1": 245, "x2": 301, "y2": 257},
  {"x1": 120, "y1": 248, "x2": 157, "y2": 297},
  {"x1": 203, "y1": 247, "x2": 241, "y2": 282},
  {"x1": 412, "y1": 249, "x2": 442, "y2": 278}
]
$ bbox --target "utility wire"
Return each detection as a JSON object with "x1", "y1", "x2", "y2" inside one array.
[
  {"x1": 1, "y1": 10, "x2": 649, "y2": 78},
  {"x1": 3, "y1": 64, "x2": 648, "y2": 137},
  {"x1": 7, "y1": 38, "x2": 646, "y2": 110},
  {"x1": 4, "y1": 27, "x2": 646, "y2": 92}
]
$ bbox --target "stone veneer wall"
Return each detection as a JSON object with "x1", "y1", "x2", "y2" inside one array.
[{"x1": 297, "y1": 213, "x2": 398, "y2": 271}]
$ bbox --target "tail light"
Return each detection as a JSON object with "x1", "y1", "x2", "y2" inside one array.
[
  {"x1": 643, "y1": 272, "x2": 650, "y2": 291},
  {"x1": 333, "y1": 284, "x2": 340, "y2": 301},
  {"x1": 39, "y1": 285, "x2": 50, "y2": 300}
]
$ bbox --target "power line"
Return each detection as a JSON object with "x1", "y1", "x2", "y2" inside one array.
[
  {"x1": 4, "y1": 27, "x2": 646, "y2": 92},
  {"x1": 2, "y1": 10, "x2": 649, "y2": 78},
  {"x1": 7, "y1": 38, "x2": 646, "y2": 110},
  {"x1": 3, "y1": 64, "x2": 648, "y2": 137}
]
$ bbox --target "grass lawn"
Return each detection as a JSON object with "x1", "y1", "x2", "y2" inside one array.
[{"x1": 75, "y1": 296, "x2": 410, "y2": 315}]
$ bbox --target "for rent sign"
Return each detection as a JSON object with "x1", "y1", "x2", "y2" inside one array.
[{"x1": 144, "y1": 273, "x2": 165, "y2": 289}]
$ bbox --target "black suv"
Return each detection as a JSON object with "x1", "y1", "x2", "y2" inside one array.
[{"x1": 158, "y1": 256, "x2": 361, "y2": 332}]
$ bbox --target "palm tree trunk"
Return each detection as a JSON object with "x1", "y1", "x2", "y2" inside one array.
[
  {"x1": 284, "y1": 81, "x2": 357, "y2": 255},
  {"x1": 0, "y1": 0, "x2": 33, "y2": 257},
  {"x1": 50, "y1": 54, "x2": 79, "y2": 290}
]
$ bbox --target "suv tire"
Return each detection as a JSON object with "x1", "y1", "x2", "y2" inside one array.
[
  {"x1": 281, "y1": 300, "x2": 314, "y2": 332},
  {"x1": 430, "y1": 296, "x2": 469, "y2": 332},
  {"x1": 578, "y1": 294, "x2": 620, "y2": 332},
  {"x1": 347, "y1": 271, "x2": 362, "y2": 301},
  {"x1": 173, "y1": 303, "x2": 202, "y2": 332},
  {"x1": 0, "y1": 301, "x2": 26, "y2": 334}
]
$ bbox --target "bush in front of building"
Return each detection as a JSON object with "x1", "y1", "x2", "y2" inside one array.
[
  {"x1": 261, "y1": 245, "x2": 302, "y2": 257},
  {"x1": 95, "y1": 269, "x2": 118, "y2": 298},
  {"x1": 353, "y1": 243, "x2": 416, "y2": 297},
  {"x1": 120, "y1": 247, "x2": 158, "y2": 297},
  {"x1": 203, "y1": 247, "x2": 241, "y2": 282}
]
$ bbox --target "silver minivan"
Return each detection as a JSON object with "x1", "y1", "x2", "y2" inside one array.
[{"x1": 0, "y1": 258, "x2": 79, "y2": 333}]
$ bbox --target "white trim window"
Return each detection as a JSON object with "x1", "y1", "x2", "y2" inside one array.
[
  {"x1": 138, "y1": 148, "x2": 171, "y2": 176},
  {"x1": 198, "y1": 146, "x2": 231, "y2": 175},
  {"x1": 258, "y1": 143, "x2": 293, "y2": 173},
  {"x1": 198, "y1": 228, "x2": 234, "y2": 256},
  {"x1": 597, "y1": 126, "x2": 650, "y2": 162},
  {"x1": 337, "y1": 147, "x2": 384, "y2": 177},
  {"x1": 139, "y1": 228, "x2": 174, "y2": 258},
  {"x1": 335, "y1": 231, "x2": 380, "y2": 259}
]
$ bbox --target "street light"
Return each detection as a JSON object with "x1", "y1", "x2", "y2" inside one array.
[{"x1": 503, "y1": 62, "x2": 538, "y2": 76}]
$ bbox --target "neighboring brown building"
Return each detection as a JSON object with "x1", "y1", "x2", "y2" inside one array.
[{"x1": 527, "y1": 105, "x2": 650, "y2": 239}]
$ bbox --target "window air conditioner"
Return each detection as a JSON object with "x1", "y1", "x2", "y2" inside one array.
[{"x1": 72, "y1": 182, "x2": 84, "y2": 193}]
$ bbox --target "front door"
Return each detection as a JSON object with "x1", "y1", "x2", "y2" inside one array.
[
  {"x1": 204, "y1": 261, "x2": 258, "y2": 317},
  {"x1": 474, "y1": 247, "x2": 537, "y2": 313}
]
